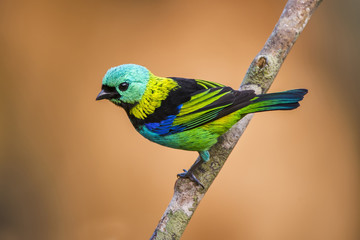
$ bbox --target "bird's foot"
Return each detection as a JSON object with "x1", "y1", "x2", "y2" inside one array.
[{"x1": 177, "y1": 169, "x2": 204, "y2": 189}]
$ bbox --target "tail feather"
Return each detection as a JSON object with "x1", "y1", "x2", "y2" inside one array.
[{"x1": 239, "y1": 89, "x2": 308, "y2": 115}]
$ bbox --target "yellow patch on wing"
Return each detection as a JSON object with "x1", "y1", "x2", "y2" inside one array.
[
  {"x1": 195, "y1": 79, "x2": 225, "y2": 89},
  {"x1": 130, "y1": 75, "x2": 178, "y2": 119},
  {"x1": 172, "y1": 88, "x2": 230, "y2": 125},
  {"x1": 173, "y1": 105, "x2": 227, "y2": 126}
]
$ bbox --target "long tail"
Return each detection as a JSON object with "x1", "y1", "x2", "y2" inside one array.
[{"x1": 239, "y1": 89, "x2": 308, "y2": 115}]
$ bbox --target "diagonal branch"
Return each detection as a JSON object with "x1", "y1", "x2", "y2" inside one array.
[{"x1": 151, "y1": 0, "x2": 323, "y2": 239}]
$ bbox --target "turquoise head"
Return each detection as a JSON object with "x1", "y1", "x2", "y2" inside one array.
[{"x1": 96, "y1": 64, "x2": 150, "y2": 106}]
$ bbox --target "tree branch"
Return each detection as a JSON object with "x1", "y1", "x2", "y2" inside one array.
[{"x1": 151, "y1": 0, "x2": 323, "y2": 239}]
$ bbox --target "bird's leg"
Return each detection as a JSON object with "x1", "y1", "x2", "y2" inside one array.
[
  {"x1": 199, "y1": 150, "x2": 210, "y2": 162},
  {"x1": 177, "y1": 151, "x2": 210, "y2": 188}
]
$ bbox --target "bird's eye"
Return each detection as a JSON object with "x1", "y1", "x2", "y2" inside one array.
[{"x1": 118, "y1": 82, "x2": 129, "y2": 91}]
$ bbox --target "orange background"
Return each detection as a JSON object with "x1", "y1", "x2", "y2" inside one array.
[{"x1": 0, "y1": 0, "x2": 359, "y2": 239}]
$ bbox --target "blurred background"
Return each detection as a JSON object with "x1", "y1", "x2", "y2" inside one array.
[{"x1": 0, "y1": 0, "x2": 359, "y2": 239}]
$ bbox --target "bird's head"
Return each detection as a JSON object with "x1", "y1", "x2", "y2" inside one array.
[{"x1": 96, "y1": 64, "x2": 150, "y2": 107}]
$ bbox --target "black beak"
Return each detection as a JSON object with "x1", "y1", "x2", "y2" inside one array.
[{"x1": 96, "y1": 89, "x2": 120, "y2": 101}]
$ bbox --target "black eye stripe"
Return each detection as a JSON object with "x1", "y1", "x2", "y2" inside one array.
[
  {"x1": 102, "y1": 85, "x2": 116, "y2": 92},
  {"x1": 119, "y1": 82, "x2": 129, "y2": 91}
]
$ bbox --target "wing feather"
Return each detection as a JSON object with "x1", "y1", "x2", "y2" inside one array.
[{"x1": 143, "y1": 78, "x2": 256, "y2": 135}]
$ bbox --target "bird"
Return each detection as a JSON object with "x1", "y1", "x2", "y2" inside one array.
[{"x1": 96, "y1": 64, "x2": 307, "y2": 186}]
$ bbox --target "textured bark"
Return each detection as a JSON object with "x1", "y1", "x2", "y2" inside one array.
[{"x1": 151, "y1": 0, "x2": 323, "y2": 239}]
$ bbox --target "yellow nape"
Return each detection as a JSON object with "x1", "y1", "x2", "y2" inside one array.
[{"x1": 130, "y1": 74, "x2": 179, "y2": 119}]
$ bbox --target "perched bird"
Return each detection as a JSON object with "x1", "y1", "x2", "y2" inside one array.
[{"x1": 96, "y1": 64, "x2": 307, "y2": 185}]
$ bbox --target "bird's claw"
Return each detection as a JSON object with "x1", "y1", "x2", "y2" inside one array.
[{"x1": 177, "y1": 169, "x2": 204, "y2": 189}]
